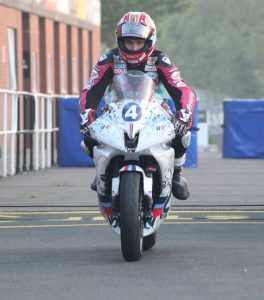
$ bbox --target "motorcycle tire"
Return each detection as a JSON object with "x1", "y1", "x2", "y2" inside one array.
[
  {"x1": 120, "y1": 172, "x2": 143, "y2": 261},
  {"x1": 143, "y1": 232, "x2": 156, "y2": 251}
]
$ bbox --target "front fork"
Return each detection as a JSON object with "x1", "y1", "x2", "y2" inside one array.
[{"x1": 112, "y1": 165, "x2": 153, "y2": 220}]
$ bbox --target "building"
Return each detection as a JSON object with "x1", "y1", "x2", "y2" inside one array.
[
  {"x1": 0, "y1": 0, "x2": 101, "y2": 177},
  {"x1": 0, "y1": 0, "x2": 101, "y2": 93}
]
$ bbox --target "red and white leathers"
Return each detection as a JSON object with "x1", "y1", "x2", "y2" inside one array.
[
  {"x1": 79, "y1": 47, "x2": 196, "y2": 163},
  {"x1": 80, "y1": 47, "x2": 196, "y2": 113}
]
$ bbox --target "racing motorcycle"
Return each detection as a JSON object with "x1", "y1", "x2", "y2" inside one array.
[{"x1": 90, "y1": 70, "x2": 175, "y2": 261}]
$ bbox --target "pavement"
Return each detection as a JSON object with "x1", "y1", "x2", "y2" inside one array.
[{"x1": 0, "y1": 149, "x2": 264, "y2": 210}]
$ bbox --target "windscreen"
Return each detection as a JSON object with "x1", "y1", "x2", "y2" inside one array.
[{"x1": 111, "y1": 70, "x2": 155, "y2": 105}]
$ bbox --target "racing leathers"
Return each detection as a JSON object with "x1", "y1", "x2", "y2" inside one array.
[{"x1": 79, "y1": 48, "x2": 196, "y2": 199}]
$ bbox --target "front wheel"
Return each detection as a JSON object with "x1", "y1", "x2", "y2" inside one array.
[{"x1": 120, "y1": 172, "x2": 143, "y2": 261}]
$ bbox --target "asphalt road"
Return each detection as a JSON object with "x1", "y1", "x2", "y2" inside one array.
[
  {"x1": 0, "y1": 212, "x2": 264, "y2": 300},
  {"x1": 0, "y1": 150, "x2": 264, "y2": 300},
  {"x1": 0, "y1": 151, "x2": 264, "y2": 209}
]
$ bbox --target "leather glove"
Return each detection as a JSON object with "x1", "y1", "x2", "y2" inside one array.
[
  {"x1": 174, "y1": 109, "x2": 192, "y2": 135},
  {"x1": 80, "y1": 108, "x2": 97, "y2": 136}
]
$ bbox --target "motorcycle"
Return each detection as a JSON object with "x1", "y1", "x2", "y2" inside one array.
[{"x1": 90, "y1": 70, "x2": 175, "y2": 261}]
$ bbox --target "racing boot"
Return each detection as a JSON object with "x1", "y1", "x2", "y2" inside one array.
[
  {"x1": 80, "y1": 140, "x2": 90, "y2": 155},
  {"x1": 90, "y1": 177, "x2": 97, "y2": 191},
  {"x1": 172, "y1": 167, "x2": 190, "y2": 200},
  {"x1": 81, "y1": 141, "x2": 97, "y2": 191}
]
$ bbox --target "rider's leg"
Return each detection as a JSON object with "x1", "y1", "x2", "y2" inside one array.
[
  {"x1": 81, "y1": 136, "x2": 98, "y2": 191},
  {"x1": 171, "y1": 131, "x2": 191, "y2": 200}
]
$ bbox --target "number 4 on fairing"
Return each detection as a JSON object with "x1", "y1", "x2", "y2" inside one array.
[{"x1": 122, "y1": 102, "x2": 142, "y2": 121}]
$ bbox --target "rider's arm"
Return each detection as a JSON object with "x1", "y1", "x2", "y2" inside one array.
[
  {"x1": 156, "y1": 52, "x2": 196, "y2": 115},
  {"x1": 79, "y1": 52, "x2": 114, "y2": 111}
]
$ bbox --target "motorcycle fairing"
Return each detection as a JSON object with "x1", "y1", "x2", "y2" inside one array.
[
  {"x1": 97, "y1": 163, "x2": 172, "y2": 237},
  {"x1": 90, "y1": 113, "x2": 126, "y2": 151},
  {"x1": 136, "y1": 113, "x2": 175, "y2": 152},
  {"x1": 90, "y1": 70, "x2": 176, "y2": 238}
]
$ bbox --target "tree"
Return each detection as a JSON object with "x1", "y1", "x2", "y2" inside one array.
[
  {"x1": 158, "y1": 0, "x2": 264, "y2": 99},
  {"x1": 101, "y1": 0, "x2": 193, "y2": 48}
]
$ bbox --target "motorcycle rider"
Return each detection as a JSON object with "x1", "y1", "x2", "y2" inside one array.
[{"x1": 79, "y1": 11, "x2": 196, "y2": 200}]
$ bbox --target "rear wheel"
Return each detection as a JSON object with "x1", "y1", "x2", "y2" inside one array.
[
  {"x1": 143, "y1": 232, "x2": 157, "y2": 251},
  {"x1": 120, "y1": 172, "x2": 143, "y2": 261}
]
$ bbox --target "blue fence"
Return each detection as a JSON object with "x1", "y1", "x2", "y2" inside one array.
[
  {"x1": 58, "y1": 98, "x2": 198, "y2": 167},
  {"x1": 223, "y1": 99, "x2": 264, "y2": 158},
  {"x1": 165, "y1": 98, "x2": 198, "y2": 167},
  {"x1": 58, "y1": 98, "x2": 94, "y2": 167}
]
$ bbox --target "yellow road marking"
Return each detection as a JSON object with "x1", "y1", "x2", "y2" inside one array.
[
  {"x1": 0, "y1": 209, "x2": 263, "y2": 230},
  {"x1": 0, "y1": 221, "x2": 264, "y2": 229},
  {"x1": 0, "y1": 214, "x2": 21, "y2": 218},
  {"x1": 93, "y1": 216, "x2": 106, "y2": 221},
  {"x1": 63, "y1": 217, "x2": 82, "y2": 221},
  {"x1": 167, "y1": 215, "x2": 193, "y2": 220},
  {"x1": 164, "y1": 221, "x2": 264, "y2": 225},
  {"x1": 46, "y1": 217, "x2": 83, "y2": 222},
  {"x1": 0, "y1": 223, "x2": 107, "y2": 229},
  {"x1": 0, "y1": 210, "x2": 263, "y2": 216},
  {"x1": 0, "y1": 221, "x2": 15, "y2": 223},
  {"x1": 207, "y1": 215, "x2": 249, "y2": 220},
  {"x1": 0, "y1": 210, "x2": 100, "y2": 215},
  {"x1": 170, "y1": 210, "x2": 264, "y2": 213}
]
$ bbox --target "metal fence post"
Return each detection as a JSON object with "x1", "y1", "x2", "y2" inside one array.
[
  {"x1": 33, "y1": 95, "x2": 39, "y2": 171},
  {"x1": 0, "y1": 89, "x2": 72, "y2": 177},
  {"x1": 1, "y1": 93, "x2": 8, "y2": 177},
  {"x1": 46, "y1": 96, "x2": 52, "y2": 168},
  {"x1": 40, "y1": 95, "x2": 45, "y2": 169},
  {"x1": 10, "y1": 93, "x2": 18, "y2": 175}
]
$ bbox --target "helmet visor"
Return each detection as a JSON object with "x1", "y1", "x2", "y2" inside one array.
[{"x1": 120, "y1": 22, "x2": 151, "y2": 39}]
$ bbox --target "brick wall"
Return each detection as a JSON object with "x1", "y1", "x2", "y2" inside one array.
[
  {"x1": 58, "y1": 23, "x2": 68, "y2": 94},
  {"x1": 92, "y1": 24, "x2": 101, "y2": 66},
  {"x1": 29, "y1": 14, "x2": 40, "y2": 92},
  {"x1": 0, "y1": 6, "x2": 23, "y2": 90},
  {"x1": 0, "y1": 2, "x2": 101, "y2": 175},
  {"x1": 0, "y1": 5, "x2": 101, "y2": 94},
  {"x1": 71, "y1": 25, "x2": 79, "y2": 94},
  {"x1": 45, "y1": 18, "x2": 55, "y2": 94},
  {"x1": 81, "y1": 29, "x2": 89, "y2": 89}
]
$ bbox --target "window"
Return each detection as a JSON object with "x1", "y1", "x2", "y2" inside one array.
[
  {"x1": 83, "y1": 61, "x2": 88, "y2": 88},
  {"x1": 7, "y1": 28, "x2": 17, "y2": 90},
  {"x1": 67, "y1": 25, "x2": 72, "y2": 94},
  {"x1": 47, "y1": 54, "x2": 53, "y2": 93},
  {"x1": 72, "y1": 57, "x2": 78, "y2": 93},
  {"x1": 88, "y1": 31, "x2": 93, "y2": 74},
  {"x1": 31, "y1": 52, "x2": 38, "y2": 92},
  {"x1": 60, "y1": 56, "x2": 66, "y2": 93}
]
